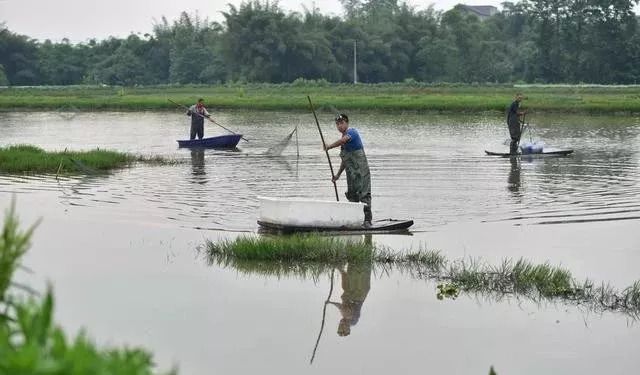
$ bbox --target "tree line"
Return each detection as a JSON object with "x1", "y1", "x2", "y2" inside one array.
[{"x1": 1, "y1": 0, "x2": 639, "y2": 86}]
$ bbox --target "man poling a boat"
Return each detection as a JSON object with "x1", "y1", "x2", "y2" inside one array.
[
  {"x1": 507, "y1": 93, "x2": 526, "y2": 155},
  {"x1": 187, "y1": 98, "x2": 210, "y2": 140},
  {"x1": 323, "y1": 113, "x2": 372, "y2": 227}
]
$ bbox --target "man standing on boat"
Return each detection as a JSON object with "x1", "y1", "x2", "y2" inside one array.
[
  {"x1": 507, "y1": 93, "x2": 526, "y2": 155},
  {"x1": 324, "y1": 114, "x2": 372, "y2": 227},
  {"x1": 187, "y1": 98, "x2": 210, "y2": 140}
]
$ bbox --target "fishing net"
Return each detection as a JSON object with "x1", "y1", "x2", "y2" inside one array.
[
  {"x1": 263, "y1": 103, "x2": 340, "y2": 156},
  {"x1": 265, "y1": 126, "x2": 299, "y2": 156}
]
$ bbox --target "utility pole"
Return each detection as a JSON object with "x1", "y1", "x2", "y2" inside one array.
[{"x1": 353, "y1": 40, "x2": 358, "y2": 84}]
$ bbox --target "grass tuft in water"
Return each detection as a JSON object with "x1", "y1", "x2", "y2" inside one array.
[
  {"x1": 0, "y1": 145, "x2": 174, "y2": 174},
  {"x1": 207, "y1": 234, "x2": 374, "y2": 263},
  {"x1": 205, "y1": 234, "x2": 445, "y2": 274},
  {"x1": 205, "y1": 235, "x2": 640, "y2": 317}
]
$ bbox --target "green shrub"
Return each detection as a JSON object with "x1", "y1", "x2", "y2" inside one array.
[{"x1": 0, "y1": 203, "x2": 172, "y2": 374}]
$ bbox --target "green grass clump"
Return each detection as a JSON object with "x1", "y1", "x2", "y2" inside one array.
[
  {"x1": 208, "y1": 234, "x2": 371, "y2": 263},
  {"x1": 0, "y1": 145, "x2": 173, "y2": 174},
  {"x1": 510, "y1": 259, "x2": 573, "y2": 296},
  {"x1": 205, "y1": 234, "x2": 445, "y2": 279},
  {"x1": 0, "y1": 202, "x2": 173, "y2": 374},
  {"x1": 205, "y1": 235, "x2": 640, "y2": 318},
  {"x1": 442, "y1": 258, "x2": 575, "y2": 299},
  {"x1": 0, "y1": 202, "x2": 35, "y2": 318}
]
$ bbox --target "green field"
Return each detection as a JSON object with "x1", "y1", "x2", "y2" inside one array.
[{"x1": 1, "y1": 83, "x2": 639, "y2": 114}]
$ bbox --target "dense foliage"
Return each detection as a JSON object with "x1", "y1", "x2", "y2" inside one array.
[{"x1": 1, "y1": 0, "x2": 639, "y2": 86}]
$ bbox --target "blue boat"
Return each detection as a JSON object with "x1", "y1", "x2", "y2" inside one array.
[{"x1": 177, "y1": 134, "x2": 243, "y2": 148}]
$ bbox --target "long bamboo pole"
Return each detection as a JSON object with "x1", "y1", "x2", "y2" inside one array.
[{"x1": 307, "y1": 96, "x2": 339, "y2": 201}]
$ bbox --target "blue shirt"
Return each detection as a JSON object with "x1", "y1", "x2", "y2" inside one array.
[{"x1": 342, "y1": 127, "x2": 364, "y2": 152}]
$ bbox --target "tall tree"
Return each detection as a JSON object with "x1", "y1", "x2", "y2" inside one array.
[{"x1": 0, "y1": 28, "x2": 39, "y2": 85}]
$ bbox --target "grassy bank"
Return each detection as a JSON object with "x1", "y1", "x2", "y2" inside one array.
[
  {"x1": 0, "y1": 145, "x2": 171, "y2": 174},
  {"x1": 205, "y1": 234, "x2": 640, "y2": 317},
  {"x1": 1, "y1": 83, "x2": 640, "y2": 114}
]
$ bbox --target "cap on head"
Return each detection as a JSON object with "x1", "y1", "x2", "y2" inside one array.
[
  {"x1": 198, "y1": 98, "x2": 204, "y2": 103},
  {"x1": 335, "y1": 113, "x2": 349, "y2": 123}
]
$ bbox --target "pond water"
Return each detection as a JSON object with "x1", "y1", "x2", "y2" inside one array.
[{"x1": 1, "y1": 110, "x2": 639, "y2": 374}]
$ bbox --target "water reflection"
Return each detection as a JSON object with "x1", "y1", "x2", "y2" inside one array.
[
  {"x1": 329, "y1": 260, "x2": 372, "y2": 336},
  {"x1": 507, "y1": 157, "x2": 522, "y2": 195},
  {"x1": 190, "y1": 149, "x2": 206, "y2": 182},
  {"x1": 203, "y1": 233, "x2": 640, "y2": 325},
  {"x1": 2, "y1": 111, "x2": 638, "y2": 231},
  {"x1": 268, "y1": 155, "x2": 299, "y2": 177},
  {"x1": 329, "y1": 234, "x2": 372, "y2": 337}
]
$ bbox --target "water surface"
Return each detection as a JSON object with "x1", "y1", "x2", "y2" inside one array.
[{"x1": 1, "y1": 110, "x2": 639, "y2": 374}]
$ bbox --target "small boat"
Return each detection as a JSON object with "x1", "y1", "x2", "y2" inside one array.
[
  {"x1": 177, "y1": 134, "x2": 242, "y2": 148},
  {"x1": 485, "y1": 148, "x2": 573, "y2": 157},
  {"x1": 257, "y1": 196, "x2": 413, "y2": 233}
]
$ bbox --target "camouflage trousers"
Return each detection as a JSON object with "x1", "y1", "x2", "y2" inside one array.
[
  {"x1": 508, "y1": 117, "x2": 521, "y2": 155},
  {"x1": 340, "y1": 148, "x2": 372, "y2": 222}
]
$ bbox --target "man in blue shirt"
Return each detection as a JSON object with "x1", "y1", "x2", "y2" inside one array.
[
  {"x1": 324, "y1": 114, "x2": 372, "y2": 227},
  {"x1": 507, "y1": 93, "x2": 526, "y2": 155}
]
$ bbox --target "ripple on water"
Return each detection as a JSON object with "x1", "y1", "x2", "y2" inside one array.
[{"x1": 0, "y1": 112, "x2": 638, "y2": 231}]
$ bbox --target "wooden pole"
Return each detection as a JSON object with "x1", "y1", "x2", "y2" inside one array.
[{"x1": 307, "y1": 96, "x2": 339, "y2": 201}]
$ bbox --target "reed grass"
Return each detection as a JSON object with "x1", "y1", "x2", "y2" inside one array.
[
  {"x1": 205, "y1": 234, "x2": 640, "y2": 317},
  {"x1": 2, "y1": 83, "x2": 639, "y2": 113},
  {"x1": 0, "y1": 145, "x2": 174, "y2": 174},
  {"x1": 0, "y1": 201, "x2": 36, "y2": 322},
  {"x1": 205, "y1": 235, "x2": 444, "y2": 279}
]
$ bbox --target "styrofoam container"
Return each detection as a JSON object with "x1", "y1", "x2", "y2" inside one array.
[{"x1": 258, "y1": 196, "x2": 365, "y2": 228}]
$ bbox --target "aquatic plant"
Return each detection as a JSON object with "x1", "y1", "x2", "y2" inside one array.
[
  {"x1": 0, "y1": 202, "x2": 36, "y2": 324},
  {"x1": 0, "y1": 145, "x2": 176, "y2": 174},
  {"x1": 0, "y1": 202, "x2": 174, "y2": 374},
  {"x1": 205, "y1": 234, "x2": 444, "y2": 272},
  {"x1": 205, "y1": 234, "x2": 640, "y2": 318}
]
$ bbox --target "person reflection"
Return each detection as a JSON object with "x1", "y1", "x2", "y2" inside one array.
[
  {"x1": 328, "y1": 251, "x2": 372, "y2": 337},
  {"x1": 190, "y1": 148, "x2": 206, "y2": 180},
  {"x1": 507, "y1": 156, "x2": 521, "y2": 193}
]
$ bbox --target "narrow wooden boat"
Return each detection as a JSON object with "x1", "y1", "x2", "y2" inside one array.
[
  {"x1": 257, "y1": 196, "x2": 413, "y2": 233},
  {"x1": 177, "y1": 134, "x2": 242, "y2": 148},
  {"x1": 485, "y1": 148, "x2": 573, "y2": 157},
  {"x1": 258, "y1": 218, "x2": 414, "y2": 233}
]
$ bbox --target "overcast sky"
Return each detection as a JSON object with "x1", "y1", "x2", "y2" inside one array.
[{"x1": 1, "y1": 0, "x2": 508, "y2": 42}]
